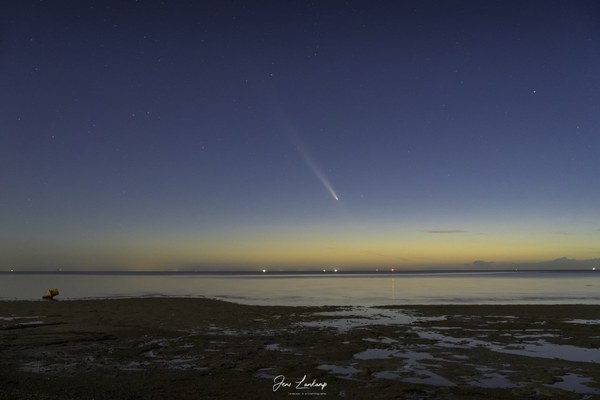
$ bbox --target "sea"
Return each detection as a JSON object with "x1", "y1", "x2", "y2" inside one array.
[{"x1": 1, "y1": 270, "x2": 599, "y2": 306}]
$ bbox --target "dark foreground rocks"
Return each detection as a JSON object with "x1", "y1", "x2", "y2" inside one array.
[{"x1": 1, "y1": 299, "x2": 599, "y2": 399}]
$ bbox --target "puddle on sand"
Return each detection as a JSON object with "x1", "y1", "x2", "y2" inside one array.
[
  {"x1": 318, "y1": 364, "x2": 361, "y2": 379},
  {"x1": 255, "y1": 368, "x2": 276, "y2": 379},
  {"x1": 467, "y1": 372, "x2": 518, "y2": 389},
  {"x1": 378, "y1": 328, "x2": 600, "y2": 394},
  {"x1": 354, "y1": 347, "x2": 455, "y2": 386},
  {"x1": 350, "y1": 346, "x2": 455, "y2": 387},
  {"x1": 373, "y1": 369, "x2": 455, "y2": 387},
  {"x1": 545, "y1": 373, "x2": 600, "y2": 395},
  {"x1": 298, "y1": 307, "x2": 444, "y2": 332},
  {"x1": 354, "y1": 348, "x2": 436, "y2": 363},
  {"x1": 16, "y1": 321, "x2": 45, "y2": 326},
  {"x1": 373, "y1": 370, "x2": 401, "y2": 380},
  {"x1": 363, "y1": 337, "x2": 397, "y2": 345},
  {"x1": 564, "y1": 319, "x2": 600, "y2": 325},
  {"x1": 118, "y1": 361, "x2": 150, "y2": 371},
  {"x1": 1, "y1": 316, "x2": 43, "y2": 321},
  {"x1": 500, "y1": 341, "x2": 600, "y2": 363},
  {"x1": 265, "y1": 343, "x2": 291, "y2": 352},
  {"x1": 164, "y1": 357, "x2": 202, "y2": 370},
  {"x1": 415, "y1": 329, "x2": 600, "y2": 363},
  {"x1": 354, "y1": 348, "x2": 396, "y2": 360},
  {"x1": 401, "y1": 371, "x2": 455, "y2": 387}
]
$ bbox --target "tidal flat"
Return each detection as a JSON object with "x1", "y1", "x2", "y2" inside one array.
[{"x1": 1, "y1": 298, "x2": 599, "y2": 399}]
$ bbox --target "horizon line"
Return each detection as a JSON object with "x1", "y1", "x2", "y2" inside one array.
[{"x1": 1, "y1": 268, "x2": 597, "y2": 275}]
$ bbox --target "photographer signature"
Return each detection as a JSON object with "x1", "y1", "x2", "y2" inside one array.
[{"x1": 273, "y1": 374, "x2": 327, "y2": 392}]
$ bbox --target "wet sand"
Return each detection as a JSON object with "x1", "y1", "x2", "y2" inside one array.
[{"x1": 1, "y1": 298, "x2": 599, "y2": 399}]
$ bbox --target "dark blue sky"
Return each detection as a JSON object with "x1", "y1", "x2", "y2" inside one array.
[{"x1": 2, "y1": 1, "x2": 600, "y2": 270}]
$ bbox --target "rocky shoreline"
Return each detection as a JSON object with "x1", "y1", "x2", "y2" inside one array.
[{"x1": 1, "y1": 298, "x2": 599, "y2": 399}]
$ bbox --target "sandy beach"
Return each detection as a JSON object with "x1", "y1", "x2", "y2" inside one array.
[{"x1": 1, "y1": 298, "x2": 599, "y2": 399}]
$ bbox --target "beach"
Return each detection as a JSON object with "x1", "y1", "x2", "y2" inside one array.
[{"x1": 1, "y1": 298, "x2": 599, "y2": 399}]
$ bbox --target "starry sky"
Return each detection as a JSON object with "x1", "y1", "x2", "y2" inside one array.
[{"x1": 2, "y1": 0, "x2": 600, "y2": 270}]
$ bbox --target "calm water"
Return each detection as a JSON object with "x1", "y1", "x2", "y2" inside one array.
[{"x1": 1, "y1": 271, "x2": 599, "y2": 306}]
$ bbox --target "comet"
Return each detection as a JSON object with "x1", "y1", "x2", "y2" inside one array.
[
  {"x1": 287, "y1": 132, "x2": 340, "y2": 201},
  {"x1": 297, "y1": 147, "x2": 340, "y2": 201}
]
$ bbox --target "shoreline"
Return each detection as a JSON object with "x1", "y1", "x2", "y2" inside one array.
[
  {"x1": 1, "y1": 298, "x2": 599, "y2": 399},
  {"x1": 3, "y1": 272, "x2": 599, "y2": 305},
  {"x1": 4, "y1": 296, "x2": 600, "y2": 304}
]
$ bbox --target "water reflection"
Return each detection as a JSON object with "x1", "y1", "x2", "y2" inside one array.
[{"x1": 1, "y1": 272, "x2": 599, "y2": 306}]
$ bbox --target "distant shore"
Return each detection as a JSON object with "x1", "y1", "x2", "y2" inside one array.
[
  {"x1": 1, "y1": 298, "x2": 599, "y2": 399},
  {"x1": 1, "y1": 268, "x2": 598, "y2": 275}
]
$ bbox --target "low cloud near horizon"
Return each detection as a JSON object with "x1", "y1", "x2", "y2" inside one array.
[
  {"x1": 424, "y1": 230, "x2": 466, "y2": 234},
  {"x1": 467, "y1": 257, "x2": 600, "y2": 269}
]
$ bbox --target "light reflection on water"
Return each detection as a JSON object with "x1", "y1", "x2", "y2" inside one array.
[{"x1": 0, "y1": 271, "x2": 599, "y2": 306}]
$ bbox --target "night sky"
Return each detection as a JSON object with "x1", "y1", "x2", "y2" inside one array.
[{"x1": 2, "y1": 1, "x2": 600, "y2": 270}]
